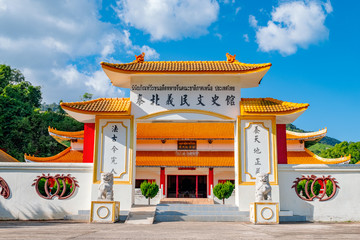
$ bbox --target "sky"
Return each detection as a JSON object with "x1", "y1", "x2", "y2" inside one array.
[{"x1": 0, "y1": 0, "x2": 359, "y2": 142}]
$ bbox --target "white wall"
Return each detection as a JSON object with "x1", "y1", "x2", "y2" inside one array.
[
  {"x1": 279, "y1": 164, "x2": 360, "y2": 221},
  {"x1": 0, "y1": 163, "x2": 92, "y2": 220}
]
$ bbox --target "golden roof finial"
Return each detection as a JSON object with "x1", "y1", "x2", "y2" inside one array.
[
  {"x1": 226, "y1": 53, "x2": 236, "y2": 63},
  {"x1": 134, "y1": 52, "x2": 145, "y2": 63}
]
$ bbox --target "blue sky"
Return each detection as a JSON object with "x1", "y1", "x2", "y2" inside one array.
[{"x1": 0, "y1": 0, "x2": 359, "y2": 142}]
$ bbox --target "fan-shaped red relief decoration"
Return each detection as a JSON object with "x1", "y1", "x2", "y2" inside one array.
[
  {"x1": 291, "y1": 175, "x2": 339, "y2": 201},
  {"x1": 0, "y1": 177, "x2": 10, "y2": 199},
  {"x1": 32, "y1": 174, "x2": 79, "y2": 200}
]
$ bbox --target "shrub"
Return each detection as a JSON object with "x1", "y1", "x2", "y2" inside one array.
[
  {"x1": 213, "y1": 181, "x2": 235, "y2": 204},
  {"x1": 326, "y1": 180, "x2": 333, "y2": 197},
  {"x1": 140, "y1": 181, "x2": 159, "y2": 205},
  {"x1": 297, "y1": 179, "x2": 321, "y2": 199}
]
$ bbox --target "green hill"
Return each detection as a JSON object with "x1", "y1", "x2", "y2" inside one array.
[{"x1": 286, "y1": 124, "x2": 359, "y2": 164}]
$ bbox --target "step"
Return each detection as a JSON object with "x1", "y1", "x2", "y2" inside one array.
[
  {"x1": 156, "y1": 204, "x2": 240, "y2": 211},
  {"x1": 155, "y1": 214, "x2": 249, "y2": 222},
  {"x1": 160, "y1": 198, "x2": 214, "y2": 205},
  {"x1": 156, "y1": 209, "x2": 248, "y2": 216},
  {"x1": 280, "y1": 215, "x2": 307, "y2": 222},
  {"x1": 155, "y1": 204, "x2": 249, "y2": 222},
  {"x1": 280, "y1": 210, "x2": 294, "y2": 217}
]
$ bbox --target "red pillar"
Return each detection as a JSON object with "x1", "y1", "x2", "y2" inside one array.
[
  {"x1": 196, "y1": 175, "x2": 198, "y2": 198},
  {"x1": 276, "y1": 124, "x2": 288, "y2": 164},
  {"x1": 160, "y1": 167, "x2": 165, "y2": 195},
  {"x1": 176, "y1": 175, "x2": 179, "y2": 198},
  {"x1": 83, "y1": 123, "x2": 95, "y2": 163},
  {"x1": 209, "y1": 168, "x2": 214, "y2": 195}
]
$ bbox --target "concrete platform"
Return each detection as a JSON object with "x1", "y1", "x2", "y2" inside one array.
[
  {"x1": 0, "y1": 221, "x2": 359, "y2": 239},
  {"x1": 125, "y1": 205, "x2": 156, "y2": 224}
]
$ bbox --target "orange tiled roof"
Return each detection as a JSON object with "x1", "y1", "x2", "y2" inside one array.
[
  {"x1": 0, "y1": 149, "x2": 19, "y2": 162},
  {"x1": 136, "y1": 151, "x2": 234, "y2": 167},
  {"x1": 60, "y1": 98, "x2": 131, "y2": 114},
  {"x1": 137, "y1": 123, "x2": 234, "y2": 139},
  {"x1": 24, "y1": 147, "x2": 83, "y2": 163},
  {"x1": 286, "y1": 128, "x2": 327, "y2": 141},
  {"x1": 287, "y1": 148, "x2": 350, "y2": 164},
  {"x1": 48, "y1": 127, "x2": 84, "y2": 147},
  {"x1": 101, "y1": 60, "x2": 271, "y2": 74},
  {"x1": 241, "y1": 98, "x2": 309, "y2": 115},
  {"x1": 48, "y1": 127, "x2": 84, "y2": 139}
]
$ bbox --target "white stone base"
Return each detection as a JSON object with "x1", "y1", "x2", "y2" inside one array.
[
  {"x1": 250, "y1": 202, "x2": 279, "y2": 224},
  {"x1": 90, "y1": 201, "x2": 120, "y2": 223}
]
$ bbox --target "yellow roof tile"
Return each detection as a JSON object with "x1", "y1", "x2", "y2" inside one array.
[
  {"x1": 48, "y1": 127, "x2": 84, "y2": 147},
  {"x1": 101, "y1": 60, "x2": 271, "y2": 74},
  {"x1": 287, "y1": 148, "x2": 350, "y2": 164},
  {"x1": 136, "y1": 151, "x2": 234, "y2": 167},
  {"x1": 60, "y1": 98, "x2": 131, "y2": 114},
  {"x1": 137, "y1": 123, "x2": 234, "y2": 139},
  {"x1": 48, "y1": 127, "x2": 84, "y2": 139},
  {"x1": 286, "y1": 128, "x2": 327, "y2": 141},
  {"x1": 24, "y1": 147, "x2": 83, "y2": 163},
  {"x1": 0, "y1": 149, "x2": 19, "y2": 162},
  {"x1": 241, "y1": 98, "x2": 309, "y2": 115}
]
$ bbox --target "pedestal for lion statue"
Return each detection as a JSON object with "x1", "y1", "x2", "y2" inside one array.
[
  {"x1": 250, "y1": 173, "x2": 279, "y2": 224},
  {"x1": 90, "y1": 172, "x2": 120, "y2": 223}
]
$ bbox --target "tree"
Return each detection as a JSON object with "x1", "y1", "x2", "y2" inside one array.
[
  {"x1": 140, "y1": 181, "x2": 159, "y2": 205},
  {"x1": 213, "y1": 181, "x2": 235, "y2": 205},
  {"x1": 80, "y1": 92, "x2": 93, "y2": 101},
  {"x1": 0, "y1": 64, "x2": 83, "y2": 161},
  {"x1": 320, "y1": 141, "x2": 360, "y2": 164}
]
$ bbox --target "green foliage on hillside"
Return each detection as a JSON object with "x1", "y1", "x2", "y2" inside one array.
[
  {"x1": 320, "y1": 142, "x2": 360, "y2": 164},
  {"x1": 286, "y1": 124, "x2": 340, "y2": 147},
  {"x1": 0, "y1": 65, "x2": 83, "y2": 161},
  {"x1": 286, "y1": 124, "x2": 359, "y2": 164},
  {"x1": 307, "y1": 143, "x2": 333, "y2": 155}
]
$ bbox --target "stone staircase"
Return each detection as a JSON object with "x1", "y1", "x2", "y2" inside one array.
[
  {"x1": 279, "y1": 210, "x2": 307, "y2": 222},
  {"x1": 155, "y1": 204, "x2": 249, "y2": 222}
]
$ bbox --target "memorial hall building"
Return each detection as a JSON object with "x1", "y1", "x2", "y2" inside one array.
[{"x1": 23, "y1": 53, "x2": 350, "y2": 209}]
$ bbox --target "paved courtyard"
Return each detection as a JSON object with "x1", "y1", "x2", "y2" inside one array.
[{"x1": 0, "y1": 221, "x2": 360, "y2": 239}]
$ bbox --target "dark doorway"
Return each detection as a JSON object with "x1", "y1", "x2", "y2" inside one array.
[{"x1": 167, "y1": 175, "x2": 207, "y2": 198}]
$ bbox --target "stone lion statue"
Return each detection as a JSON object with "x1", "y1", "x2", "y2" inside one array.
[
  {"x1": 98, "y1": 172, "x2": 114, "y2": 201},
  {"x1": 255, "y1": 173, "x2": 271, "y2": 202}
]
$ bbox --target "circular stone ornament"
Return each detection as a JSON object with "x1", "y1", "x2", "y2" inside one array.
[
  {"x1": 97, "y1": 206, "x2": 110, "y2": 219},
  {"x1": 261, "y1": 207, "x2": 274, "y2": 220}
]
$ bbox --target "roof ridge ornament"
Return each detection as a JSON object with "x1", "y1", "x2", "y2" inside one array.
[
  {"x1": 134, "y1": 52, "x2": 145, "y2": 63},
  {"x1": 226, "y1": 53, "x2": 236, "y2": 63}
]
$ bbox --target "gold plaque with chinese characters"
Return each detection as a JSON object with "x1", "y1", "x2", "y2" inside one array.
[{"x1": 238, "y1": 117, "x2": 278, "y2": 185}]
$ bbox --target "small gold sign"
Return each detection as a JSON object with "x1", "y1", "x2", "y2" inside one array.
[{"x1": 177, "y1": 140, "x2": 197, "y2": 150}]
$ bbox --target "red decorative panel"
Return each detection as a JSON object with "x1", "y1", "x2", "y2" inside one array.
[
  {"x1": 292, "y1": 175, "x2": 339, "y2": 201},
  {"x1": 32, "y1": 174, "x2": 79, "y2": 200},
  {"x1": 0, "y1": 177, "x2": 10, "y2": 199},
  {"x1": 276, "y1": 124, "x2": 287, "y2": 164},
  {"x1": 83, "y1": 123, "x2": 95, "y2": 163}
]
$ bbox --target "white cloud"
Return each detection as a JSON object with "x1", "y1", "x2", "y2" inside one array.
[
  {"x1": 251, "y1": 0, "x2": 332, "y2": 56},
  {"x1": 51, "y1": 65, "x2": 124, "y2": 100},
  {"x1": 215, "y1": 33, "x2": 223, "y2": 40},
  {"x1": 243, "y1": 34, "x2": 249, "y2": 42},
  {"x1": 249, "y1": 15, "x2": 258, "y2": 28},
  {"x1": 115, "y1": 0, "x2": 219, "y2": 41},
  {"x1": 235, "y1": 7, "x2": 241, "y2": 15},
  {"x1": 0, "y1": 0, "x2": 158, "y2": 103}
]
